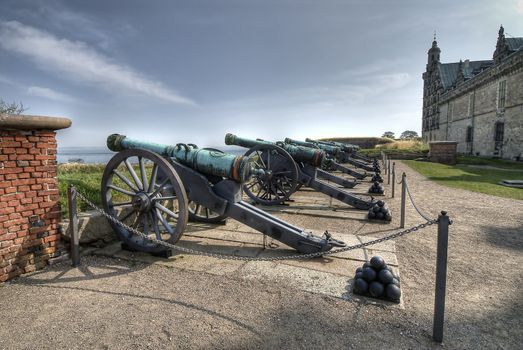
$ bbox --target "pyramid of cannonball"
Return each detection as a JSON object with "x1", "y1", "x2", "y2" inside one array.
[
  {"x1": 368, "y1": 200, "x2": 392, "y2": 221},
  {"x1": 353, "y1": 255, "x2": 401, "y2": 303},
  {"x1": 368, "y1": 181, "x2": 385, "y2": 195},
  {"x1": 371, "y1": 173, "x2": 384, "y2": 183}
]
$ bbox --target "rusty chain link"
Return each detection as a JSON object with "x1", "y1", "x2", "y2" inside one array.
[{"x1": 75, "y1": 189, "x2": 437, "y2": 261}]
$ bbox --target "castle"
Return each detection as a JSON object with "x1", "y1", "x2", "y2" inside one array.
[{"x1": 422, "y1": 26, "x2": 523, "y2": 160}]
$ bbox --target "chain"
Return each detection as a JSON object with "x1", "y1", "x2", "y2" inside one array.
[
  {"x1": 75, "y1": 190, "x2": 437, "y2": 262},
  {"x1": 404, "y1": 179, "x2": 434, "y2": 222}
]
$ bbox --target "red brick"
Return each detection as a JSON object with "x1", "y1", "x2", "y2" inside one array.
[
  {"x1": 18, "y1": 173, "x2": 30, "y2": 179},
  {"x1": 3, "y1": 167, "x2": 22, "y2": 174},
  {"x1": 0, "y1": 181, "x2": 12, "y2": 188},
  {"x1": 8, "y1": 213, "x2": 21, "y2": 220},
  {"x1": 4, "y1": 187, "x2": 16, "y2": 194},
  {"x1": 8, "y1": 200, "x2": 20, "y2": 207},
  {"x1": 0, "y1": 141, "x2": 21, "y2": 147},
  {"x1": 0, "y1": 232, "x2": 16, "y2": 241},
  {"x1": 14, "y1": 154, "x2": 33, "y2": 161},
  {"x1": 5, "y1": 174, "x2": 18, "y2": 180},
  {"x1": 29, "y1": 160, "x2": 41, "y2": 166},
  {"x1": 11, "y1": 179, "x2": 34, "y2": 186},
  {"x1": 18, "y1": 185, "x2": 31, "y2": 192},
  {"x1": 0, "y1": 207, "x2": 15, "y2": 215},
  {"x1": 2, "y1": 148, "x2": 16, "y2": 154}
]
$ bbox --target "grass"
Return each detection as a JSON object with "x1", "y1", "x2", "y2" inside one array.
[
  {"x1": 404, "y1": 156, "x2": 523, "y2": 200},
  {"x1": 58, "y1": 163, "x2": 107, "y2": 216}
]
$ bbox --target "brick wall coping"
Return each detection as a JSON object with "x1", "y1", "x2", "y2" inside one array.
[
  {"x1": 0, "y1": 114, "x2": 71, "y2": 131},
  {"x1": 428, "y1": 141, "x2": 458, "y2": 145}
]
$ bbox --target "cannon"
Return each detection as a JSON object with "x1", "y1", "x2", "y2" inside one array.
[
  {"x1": 255, "y1": 138, "x2": 357, "y2": 188},
  {"x1": 305, "y1": 138, "x2": 373, "y2": 163},
  {"x1": 101, "y1": 134, "x2": 345, "y2": 255},
  {"x1": 298, "y1": 138, "x2": 375, "y2": 171},
  {"x1": 225, "y1": 134, "x2": 378, "y2": 211},
  {"x1": 283, "y1": 138, "x2": 368, "y2": 179}
]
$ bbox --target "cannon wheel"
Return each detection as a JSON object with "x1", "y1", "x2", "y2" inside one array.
[
  {"x1": 101, "y1": 148, "x2": 188, "y2": 253},
  {"x1": 186, "y1": 147, "x2": 228, "y2": 223},
  {"x1": 243, "y1": 144, "x2": 299, "y2": 205}
]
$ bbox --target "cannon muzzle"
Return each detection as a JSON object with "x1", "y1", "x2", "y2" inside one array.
[{"x1": 107, "y1": 134, "x2": 254, "y2": 183}]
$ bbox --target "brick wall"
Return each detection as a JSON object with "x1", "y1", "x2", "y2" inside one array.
[
  {"x1": 0, "y1": 130, "x2": 62, "y2": 282},
  {"x1": 428, "y1": 141, "x2": 458, "y2": 165}
]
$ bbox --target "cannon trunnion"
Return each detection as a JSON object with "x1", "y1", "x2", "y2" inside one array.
[{"x1": 101, "y1": 134, "x2": 345, "y2": 255}]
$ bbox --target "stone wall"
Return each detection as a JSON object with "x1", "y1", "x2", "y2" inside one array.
[{"x1": 0, "y1": 114, "x2": 71, "y2": 282}]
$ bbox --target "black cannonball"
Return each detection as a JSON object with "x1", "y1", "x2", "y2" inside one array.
[
  {"x1": 391, "y1": 278, "x2": 400, "y2": 286},
  {"x1": 377, "y1": 200, "x2": 385, "y2": 207},
  {"x1": 355, "y1": 271, "x2": 364, "y2": 280},
  {"x1": 385, "y1": 213, "x2": 392, "y2": 221},
  {"x1": 355, "y1": 266, "x2": 363, "y2": 274},
  {"x1": 374, "y1": 181, "x2": 380, "y2": 186},
  {"x1": 386, "y1": 284, "x2": 401, "y2": 301},
  {"x1": 353, "y1": 278, "x2": 369, "y2": 295},
  {"x1": 380, "y1": 206, "x2": 388, "y2": 213},
  {"x1": 368, "y1": 211, "x2": 376, "y2": 219},
  {"x1": 362, "y1": 267, "x2": 377, "y2": 282},
  {"x1": 378, "y1": 269, "x2": 394, "y2": 285},
  {"x1": 369, "y1": 281, "x2": 385, "y2": 298},
  {"x1": 363, "y1": 261, "x2": 372, "y2": 269},
  {"x1": 375, "y1": 212, "x2": 384, "y2": 219},
  {"x1": 383, "y1": 264, "x2": 392, "y2": 272},
  {"x1": 370, "y1": 256, "x2": 385, "y2": 270},
  {"x1": 373, "y1": 205, "x2": 380, "y2": 213}
]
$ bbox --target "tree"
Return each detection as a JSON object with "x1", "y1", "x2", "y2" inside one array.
[
  {"x1": 382, "y1": 131, "x2": 395, "y2": 139},
  {"x1": 400, "y1": 130, "x2": 419, "y2": 139},
  {"x1": 0, "y1": 99, "x2": 27, "y2": 115}
]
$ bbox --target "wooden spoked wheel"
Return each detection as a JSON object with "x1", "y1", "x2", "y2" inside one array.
[
  {"x1": 242, "y1": 144, "x2": 299, "y2": 205},
  {"x1": 101, "y1": 149, "x2": 188, "y2": 253}
]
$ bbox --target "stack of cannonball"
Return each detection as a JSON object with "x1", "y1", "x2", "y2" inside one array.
[
  {"x1": 371, "y1": 173, "x2": 384, "y2": 183},
  {"x1": 368, "y1": 200, "x2": 392, "y2": 221},
  {"x1": 373, "y1": 159, "x2": 381, "y2": 173},
  {"x1": 368, "y1": 181, "x2": 385, "y2": 195},
  {"x1": 353, "y1": 256, "x2": 401, "y2": 302}
]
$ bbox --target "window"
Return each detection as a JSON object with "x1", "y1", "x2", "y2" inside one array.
[
  {"x1": 494, "y1": 122, "x2": 504, "y2": 142},
  {"x1": 498, "y1": 80, "x2": 506, "y2": 109},
  {"x1": 466, "y1": 126, "x2": 473, "y2": 142},
  {"x1": 468, "y1": 94, "x2": 474, "y2": 117}
]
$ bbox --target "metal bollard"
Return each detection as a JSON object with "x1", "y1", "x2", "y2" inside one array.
[
  {"x1": 384, "y1": 155, "x2": 387, "y2": 174},
  {"x1": 387, "y1": 160, "x2": 391, "y2": 184},
  {"x1": 400, "y1": 172, "x2": 406, "y2": 228},
  {"x1": 67, "y1": 185, "x2": 80, "y2": 267},
  {"x1": 391, "y1": 162, "x2": 395, "y2": 198},
  {"x1": 433, "y1": 211, "x2": 451, "y2": 343}
]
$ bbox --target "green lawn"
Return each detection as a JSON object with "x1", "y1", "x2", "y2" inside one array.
[
  {"x1": 403, "y1": 157, "x2": 523, "y2": 200},
  {"x1": 58, "y1": 163, "x2": 107, "y2": 216}
]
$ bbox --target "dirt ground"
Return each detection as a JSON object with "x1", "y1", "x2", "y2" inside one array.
[{"x1": 1, "y1": 161, "x2": 522, "y2": 349}]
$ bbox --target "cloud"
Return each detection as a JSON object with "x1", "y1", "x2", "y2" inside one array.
[
  {"x1": 27, "y1": 86, "x2": 75, "y2": 102},
  {"x1": 0, "y1": 21, "x2": 196, "y2": 106}
]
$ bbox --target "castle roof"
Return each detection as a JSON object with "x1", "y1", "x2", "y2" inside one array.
[
  {"x1": 438, "y1": 60, "x2": 494, "y2": 89},
  {"x1": 506, "y1": 37, "x2": 523, "y2": 51}
]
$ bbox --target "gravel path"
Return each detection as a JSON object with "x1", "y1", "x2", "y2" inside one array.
[{"x1": 1, "y1": 161, "x2": 522, "y2": 349}]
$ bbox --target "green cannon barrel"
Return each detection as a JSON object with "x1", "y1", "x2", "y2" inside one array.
[
  {"x1": 225, "y1": 133, "x2": 324, "y2": 167},
  {"x1": 284, "y1": 137, "x2": 341, "y2": 157},
  {"x1": 305, "y1": 138, "x2": 358, "y2": 152},
  {"x1": 107, "y1": 134, "x2": 253, "y2": 183}
]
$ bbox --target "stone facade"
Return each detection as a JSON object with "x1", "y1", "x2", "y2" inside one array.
[
  {"x1": 422, "y1": 27, "x2": 523, "y2": 160},
  {"x1": 0, "y1": 114, "x2": 71, "y2": 282}
]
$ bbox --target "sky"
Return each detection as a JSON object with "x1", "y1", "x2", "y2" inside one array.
[{"x1": 1, "y1": 0, "x2": 522, "y2": 148}]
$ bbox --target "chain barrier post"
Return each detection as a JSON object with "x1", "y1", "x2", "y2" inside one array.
[
  {"x1": 400, "y1": 172, "x2": 407, "y2": 228},
  {"x1": 391, "y1": 162, "x2": 395, "y2": 198},
  {"x1": 387, "y1": 159, "x2": 391, "y2": 184},
  {"x1": 433, "y1": 211, "x2": 450, "y2": 343},
  {"x1": 67, "y1": 184, "x2": 80, "y2": 267},
  {"x1": 384, "y1": 154, "x2": 387, "y2": 174}
]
